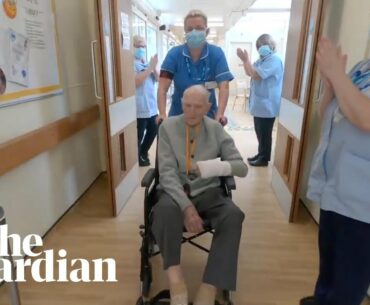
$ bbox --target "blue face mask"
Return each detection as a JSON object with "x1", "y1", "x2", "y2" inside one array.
[
  {"x1": 134, "y1": 47, "x2": 146, "y2": 59},
  {"x1": 185, "y1": 30, "x2": 206, "y2": 49},
  {"x1": 258, "y1": 45, "x2": 272, "y2": 57}
]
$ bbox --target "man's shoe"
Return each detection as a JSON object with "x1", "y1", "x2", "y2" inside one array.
[
  {"x1": 247, "y1": 154, "x2": 259, "y2": 162},
  {"x1": 248, "y1": 157, "x2": 268, "y2": 167},
  {"x1": 139, "y1": 156, "x2": 150, "y2": 167},
  {"x1": 300, "y1": 296, "x2": 318, "y2": 305}
]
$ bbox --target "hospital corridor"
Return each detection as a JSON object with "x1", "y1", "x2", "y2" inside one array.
[
  {"x1": 0, "y1": 110, "x2": 322, "y2": 305},
  {"x1": 0, "y1": 0, "x2": 370, "y2": 304}
]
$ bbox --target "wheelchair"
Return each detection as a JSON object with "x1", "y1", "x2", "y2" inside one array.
[{"x1": 136, "y1": 162, "x2": 236, "y2": 305}]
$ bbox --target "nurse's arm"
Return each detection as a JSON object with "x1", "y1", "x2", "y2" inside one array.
[
  {"x1": 217, "y1": 81, "x2": 229, "y2": 117},
  {"x1": 318, "y1": 77, "x2": 334, "y2": 119},
  {"x1": 135, "y1": 69, "x2": 153, "y2": 88},
  {"x1": 157, "y1": 77, "x2": 172, "y2": 118},
  {"x1": 153, "y1": 69, "x2": 159, "y2": 82},
  {"x1": 242, "y1": 60, "x2": 261, "y2": 81},
  {"x1": 331, "y1": 72, "x2": 370, "y2": 132}
]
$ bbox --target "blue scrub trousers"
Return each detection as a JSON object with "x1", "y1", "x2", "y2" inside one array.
[
  {"x1": 137, "y1": 115, "x2": 158, "y2": 158},
  {"x1": 314, "y1": 210, "x2": 370, "y2": 305}
]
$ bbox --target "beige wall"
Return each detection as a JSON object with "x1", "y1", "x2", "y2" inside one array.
[
  {"x1": 337, "y1": 0, "x2": 370, "y2": 68},
  {"x1": 0, "y1": 0, "x2": 104, "y2": 238}
]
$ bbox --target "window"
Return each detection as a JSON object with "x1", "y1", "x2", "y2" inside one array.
[
  {"x1": 146, "y1": 23, "x2": 157, "y2": 59},
  {"x1": 132, "y1": 13, "x2": 146, "y2": 39}
]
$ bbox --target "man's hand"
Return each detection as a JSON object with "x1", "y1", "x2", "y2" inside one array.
[
  {"x1": 184, "y1": 205, "x2": 203, "y2": 233},
  {"x1": 237, "y1": 48, "x2": 250, "y2": 63}
]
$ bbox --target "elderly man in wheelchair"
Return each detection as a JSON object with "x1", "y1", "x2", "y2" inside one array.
[{"x1": 144, "y1": 85, "x2": 248, "y2": 305}]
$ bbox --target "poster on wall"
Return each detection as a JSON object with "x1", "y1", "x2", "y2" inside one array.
[
  {"x1": 0, "y1": 0, "x2": 62, "y2": 107},
  {"x1": 121, "y1": 12, "x2": 130, "y2": 50}
]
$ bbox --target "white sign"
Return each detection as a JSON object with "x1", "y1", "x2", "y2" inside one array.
[
  {"x1": 121, "y1": 12, "x2": 130, "y2": 50},
  {"x1": 0, "y1": 0, "x2": 62, "y2": 107},
  {"x1": 0, "y1": 224, "x2": 117, "y2": 282}
]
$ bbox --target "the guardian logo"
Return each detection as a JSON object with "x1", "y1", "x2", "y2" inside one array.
[{"x1": 0, "y1": 225, "x2": 117, "y2": 282}]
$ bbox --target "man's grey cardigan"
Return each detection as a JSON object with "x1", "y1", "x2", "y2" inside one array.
[{"x1": 158, "y1": 115, "x2": 248, "y2": 211}]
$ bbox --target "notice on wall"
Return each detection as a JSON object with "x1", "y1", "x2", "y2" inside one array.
[
  {"x1": 121, "y1": 12, "x2": 130, "y2": 50},
  {"x1": 0, "y1": 0, "x2": 62, "y2": 107}
]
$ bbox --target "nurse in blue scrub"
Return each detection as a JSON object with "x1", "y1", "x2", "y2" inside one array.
[
  {"x1": 157, "y1": 9, "x2": 233, "y2": 124},
  {"x1": 134, "y1": 35, "x2": 159, "y2": 167},
  {"x1": 237, "y1": 34, "x2": 283, "y2": 167},
  {"x1": 300, "y1": 38, "x2": 370, "y2": 305}
]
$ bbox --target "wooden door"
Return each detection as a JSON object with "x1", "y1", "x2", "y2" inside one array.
[
  {"x1": 95, "y1": 0, "x2": 138, "y2": 215},
  {"x1": 272, "y1": 0, "x2": 325, "y2": 221}
]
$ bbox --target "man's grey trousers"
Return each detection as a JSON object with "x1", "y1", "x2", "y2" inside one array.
[{"x1": 152, "y1": 187, "x2": 245, "y2": 291}]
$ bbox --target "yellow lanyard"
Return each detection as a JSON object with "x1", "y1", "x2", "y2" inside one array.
[{"x1": 185, "y1": 124, "x2": 201, "y2": 175}]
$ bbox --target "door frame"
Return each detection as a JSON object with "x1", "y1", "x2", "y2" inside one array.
[{"x1": 95, "y1": 0, "x2": 138, "y2": 216}]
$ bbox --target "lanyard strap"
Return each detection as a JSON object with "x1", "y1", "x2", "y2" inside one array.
[
  {"x1": 185, "y1": 124, "x2": 201, "y2": 175},
  {"x1": 185, "y1": 57, "x2": 207, "y2": 81}
]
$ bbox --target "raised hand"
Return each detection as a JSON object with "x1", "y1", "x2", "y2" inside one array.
[
  {"x1": 316, "y1": 38, "x2": 347, "y2": 81},
  {"x1": 149, "y1": 54, "x2": 158, "y2": 71},
  {"x1": 237, "y1": 48, "x2": 250, "y2": 63}
]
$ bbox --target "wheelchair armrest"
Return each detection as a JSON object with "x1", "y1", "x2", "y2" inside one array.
[
  {"x1": 221, "y1": 176, "x2": 236, "y2": 191},
  {"x1": 141, "y1": 168, "x2": 156, "y2": 187}
]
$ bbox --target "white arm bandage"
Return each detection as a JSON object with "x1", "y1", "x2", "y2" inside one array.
[{"x1": 196, "y1": 158, "x2": 232, "y2": 179}]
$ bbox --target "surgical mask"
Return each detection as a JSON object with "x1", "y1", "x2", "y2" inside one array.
[
  {"x1": 134, "y1": 47, "x2": 146, "y2": 59},
  {"x1": 258, "y1": 45, "x2": 272, "y2": 57},
  {"x1": 185, "y1": 30, "x2": 206, "y2": 49}
]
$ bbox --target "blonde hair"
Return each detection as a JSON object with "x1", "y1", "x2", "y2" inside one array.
[
  {"x1": 184, "y1": 9, "x2": 208, "y2": 28},
  {"x1": 133, "y1": 35, "x2": 145, "y2": 46}
]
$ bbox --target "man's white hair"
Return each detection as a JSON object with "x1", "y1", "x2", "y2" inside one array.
[{"x1": 182, "y1": 85, "x2": 211, "y2": 104}]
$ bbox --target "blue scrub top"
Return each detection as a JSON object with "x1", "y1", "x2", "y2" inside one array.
[
  {"x1": 134, "y1": 59, "x2": 158, "y2": 118},
  {"x1": 161, "y1": 43, "x2": 234, "y2": 118},
  {"x1": 307, "y1": 59, "x2": 370, "y2": 224},
  {"x1": 249, "y1": 53, "x2": 283, "y2": 118}
]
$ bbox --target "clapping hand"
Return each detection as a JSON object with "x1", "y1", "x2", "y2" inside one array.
[
  {"x1": 149, "y1": 54, "x2": 158, "y2": 72},
  {"x1": 316, "y1": 38, "x2": 347, "y2": 82},
  {"x1": 237, "y1": 48, "x2": 250, "y2": 63}
]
